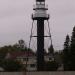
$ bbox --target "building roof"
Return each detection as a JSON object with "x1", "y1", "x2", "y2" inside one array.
[{"x1": 6, "y1": 51, "x2": 35, "y2": 59}]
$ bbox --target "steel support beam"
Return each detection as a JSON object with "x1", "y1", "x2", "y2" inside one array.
[{"x1": 37, "y1": 19, "x2": 44, "y2": 71}]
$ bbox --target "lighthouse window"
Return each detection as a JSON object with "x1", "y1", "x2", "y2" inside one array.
[{"x1": 41, "y1": 2, "x2": 45, "y2": 5}]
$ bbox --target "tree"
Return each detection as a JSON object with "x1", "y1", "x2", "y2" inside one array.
[
  {"x1": 69, "y1": 26, "x2": 75, "y2": 70},
  {"x1": 63, "y1": 35, "x2": 70, "y2": 70},
  {"x1": 45, "y1": 61, "x2": 59, "y2": 71},
  {"x1": 0, "y1": 46, "x2": 13, "y2": 59},
  {"x1": 1, "y1": 59, "x2": 23, "y2": 72},
  {"x1": 18, "y1": 39, "x2": 27, "y2": 49},
  {"x1": 48, "y1": 44, "x2": 54, "y2": 54}
]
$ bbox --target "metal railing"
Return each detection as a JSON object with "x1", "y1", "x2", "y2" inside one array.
[
  {"x1": 33, "y1": 4, "x2": 48, "y2": 10},
  {"x1": 32, "y1": 13, "x2": 49, "y2": 18}
]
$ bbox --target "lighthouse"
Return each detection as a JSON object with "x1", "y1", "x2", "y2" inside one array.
[{"x1": 32, "y1": 0, "x2": 49, "y2": 71}]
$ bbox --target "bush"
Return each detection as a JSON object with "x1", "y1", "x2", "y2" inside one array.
[
  {"x1": 45, "y1": 61, "x2": 59, "y2": 71},
  {"x1": 0, "y1": 59, "x2": 23, "y2": 72}
]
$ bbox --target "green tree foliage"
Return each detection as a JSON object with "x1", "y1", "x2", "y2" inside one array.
[
  {"x1": 69, "y1": 26, "x2": 75, "y2": 70},
  {"x1": 45, "y1": 61, "x2": 59, "y2": 71},
  {"x1": 18, "y1": 39, "x2": 27, "y2": 50},
  {"x1": 0, "y1": 59, "x2": 23, "y2": 72},
  {"x1": 0, "y1": 45, "x2": 19, "y2": 59},
  {"x1": 63, "y1": 35, "x2": 70, "y2": 70},
  {"x1": 0, "y1": 39, "x2": 32, "y2": 59},
  {"x1": 0, "y1": 45, "x2": 13, "y2": 59},
  {"x1": 48, "y1": 44, "x2": 54, "y2": 54}
]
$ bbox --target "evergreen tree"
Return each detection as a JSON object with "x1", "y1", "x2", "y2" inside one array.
[
  {"x1": 69, "y1": 26, "x2": 75, "y2": 70},
  {"x1": 48, "y1": 44, "x2": 54, "y2": 54},
  {"x1": 63, "y1": 35, "x2": 70, "y2": 70}
]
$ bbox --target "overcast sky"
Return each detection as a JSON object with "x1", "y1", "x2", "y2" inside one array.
[{"x1": 0, "y1": 0, "x2": 75, "y2": 50}]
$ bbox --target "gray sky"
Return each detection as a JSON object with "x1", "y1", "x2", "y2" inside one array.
[{"x1": 0, "y1": 0, "x2": 75, "y2": 50}]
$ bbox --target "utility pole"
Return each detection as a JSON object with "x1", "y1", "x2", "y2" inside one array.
[{"x1": 32, "y1": 0, "x2": 49, "y2": 71}]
